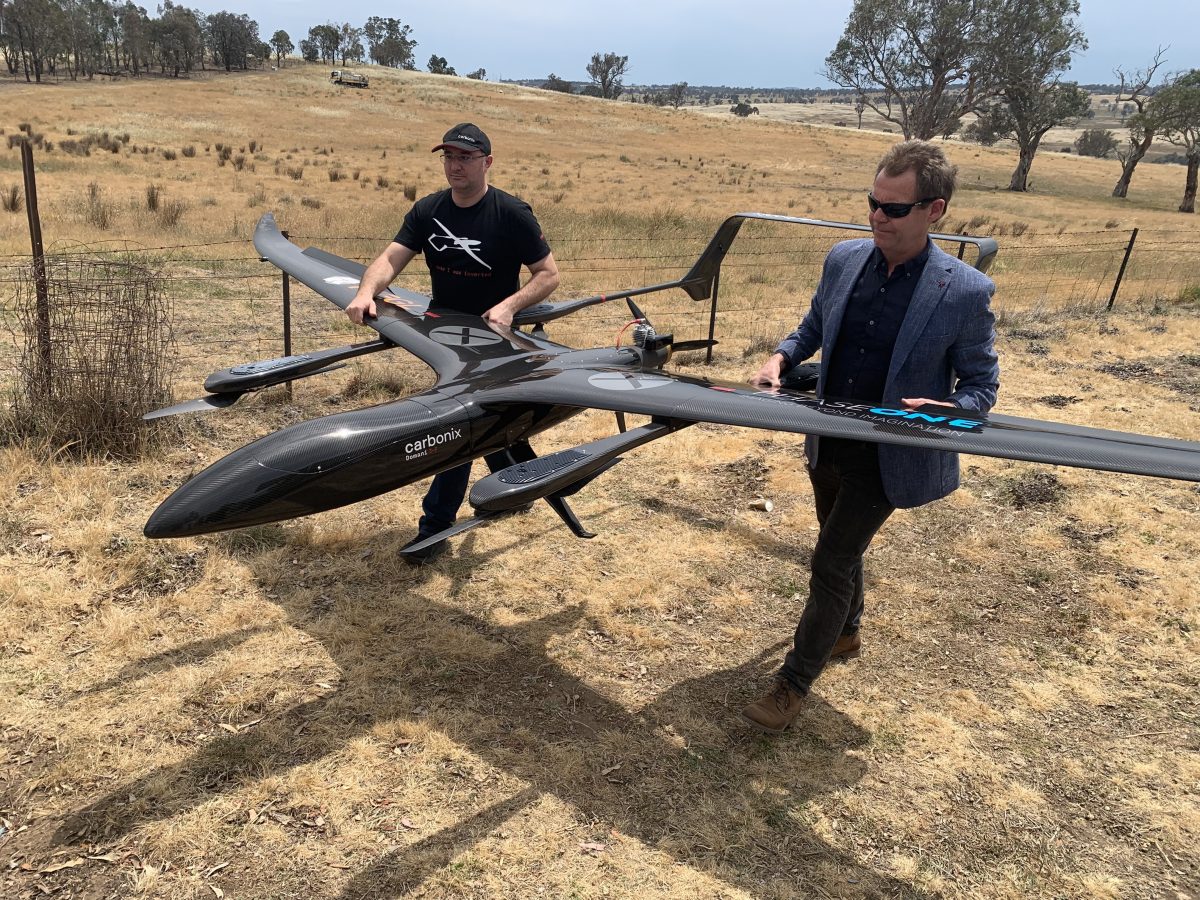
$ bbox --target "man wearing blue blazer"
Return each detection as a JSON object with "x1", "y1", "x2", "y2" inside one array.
[{"x1": 742, "y1": 140, "x2": 1000, "y2": 734}]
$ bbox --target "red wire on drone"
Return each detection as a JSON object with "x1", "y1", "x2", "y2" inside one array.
[{"x1": 614, "y1": 318, "x2": 644, "y2": 348}]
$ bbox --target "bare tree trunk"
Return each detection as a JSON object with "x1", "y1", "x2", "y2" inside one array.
[
  {"x1": 1009, "y1": 140, "x2": 1040, "y2": 192},
  {"x1": 1113, "y1": 130, "x2": 1154, "y2": 198},
  {"x1": 1180, "y1": 154, "x2": 1198, "y2": 214}
]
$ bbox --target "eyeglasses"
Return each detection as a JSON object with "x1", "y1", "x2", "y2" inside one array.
[
  {"x1": 441, "y1": 153, "x2": 485, "y2": 164},
  {"x1": 867, "y1": 193, "x2": 939, "y2": 218}
]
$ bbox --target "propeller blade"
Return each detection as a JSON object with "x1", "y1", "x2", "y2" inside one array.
[
  {"x1": 142, "y1": 393, "x2": 245, "y2": 420},
  {"x1": 626, "y1": 297, "x2": 651, "y2": 325},
  {"x1": 671, "y1": 339, "x2": 719, "y2": 353}
]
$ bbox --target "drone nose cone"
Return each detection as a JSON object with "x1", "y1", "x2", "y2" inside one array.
[
  {"x1": 144, "y1": 450, "x2": 281, "y2": 538},
  {"x1": 144, "y1": 503, "x2": 189, "y2": 539}
]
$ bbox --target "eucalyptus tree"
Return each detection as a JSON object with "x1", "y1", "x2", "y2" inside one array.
[
  {"x1": 153, "y1": 2, "x2": 202, "y2": 76},
  {"x1": 115, "y1": 1, "x2": 151, "y2": 74},
  {"x1": 6, "y1": 0, "x2": 67, "y2": 81},
  {"x1": 823, "y1": 0, "x2": 998, "y2": 140},
  {"x1": 206, "y1": 10, "x2": 257, "y2": 71},
  {"x1": 268, "y1": 29, "x2": 291, "y2": 68},
  {"x1": 305, "y1": 22, "x2": 338, "y2": 65},
  {"x1": 58, "y1": 0, "x2": 112, "y2": 78},
  {"x1": 965, "y1": 0, "x2": 1089, "y2": 191},
  {"x1": 586, "y1": 51, "x2": 628, "y2": 100},
  {"x1": 337, "y1": 22, "x2": 362, "y2": 66},
  {"x1": 1111, "y1": 48, "x2": 1168, "y2": 198},
  {"x1": 363, "y1": 16, "x2": 415, "y2": 69},
  {"x1": 1156, "y1": 70, "x2": 1200, "y2": 213}
]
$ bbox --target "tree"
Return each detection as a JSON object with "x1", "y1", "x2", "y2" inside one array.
[
  {"x1": 466, "y1": 67, "x2": 485, "y2": 80},
  {"x1": 586, "y1": 51, "x2": 627, "y2": 100},
  {"x1": 427, "y1": 53, "x2": 454, "y2": 75},
  {"x1": 823, "y1": 0, "x2": 997, "y2": 140},
  {"x1": 971, "y1": 0, "x2": 1089, "y2": 191},
  {"x1": 206, "y1": 11, "x2": 259, "y2": 72},
  {"x1": 298, "y1": 37, "x2": 318, "y2": 62},
  {"x1": 1111, "y1": 47, "x2": 1168, "y2": 198},
  {"x1": 6, "y1": 0, "x2": 65, "y2": 82},
  {"x1": 118, "y1": 0, "x2": 152, "y2": 74},
  {"x1": 363, "y1": 16, "x2": 415, "y2": 69},
  {"x1": 664, "y1": 81, "x2": 687, "y2": 109},
  {"x1": 306, "y1": 23, "x2": 338, "y2": 65},
  {"x1": 153, "y1": 3, "x2": 203, "y2": 76},
  {"x1": 269, "y1": 29, "x2": 292, "y2": 68},
  {"x1": 1156, "y1": 69, "x2": 1200, "y2": 213},
  {"x1": 543, "y1": 72, "x2": 573, "y2": 93},
  {"x1": 1074, "y1": 128, "x2": 1118, "y2": 158},
  {"x1": 338, "y1": 23, "x2": 363, "y2": 65},
  {"x1": 730, "y1": 101, "x2": 759, "y2": 117}
]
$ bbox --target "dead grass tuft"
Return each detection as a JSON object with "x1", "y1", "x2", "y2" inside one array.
[{"x1": 1, "y1": 183, "x2": 22, "y2": 213}]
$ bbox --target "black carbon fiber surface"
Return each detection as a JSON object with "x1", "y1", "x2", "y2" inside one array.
[
  {"x1": 478, "y1": 370, "x2": 1200, "y2": 483},
  {"x1": 496, "y1": 450, "x2": 589, "y2": 484}
]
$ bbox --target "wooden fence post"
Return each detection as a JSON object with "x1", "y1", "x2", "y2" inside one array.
[{"x1": 21, "y1": 141, "x2": 52, "y2": 389}]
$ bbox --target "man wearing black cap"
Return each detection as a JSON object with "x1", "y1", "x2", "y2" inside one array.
[{"x1": 346, "y1": 123, "x2": 560, "y2": 562}]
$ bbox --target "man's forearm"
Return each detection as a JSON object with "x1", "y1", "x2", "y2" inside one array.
[
  {"x1": 356, "y1": 255, "x2": 401, "y2": 299},
  {"x1": 504, "y1": 268, "x2": 559, "y2": 312}
]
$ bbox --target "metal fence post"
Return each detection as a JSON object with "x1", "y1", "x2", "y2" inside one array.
[
  {"x1": 1107, "y1": 227, "x2": 1138, "y2": 311},
  {"x1": 705, "y1": 269, "x2": 720, "y2": 365},
  {"x1": 281, "y1": 230, "x2": 293, "y2": 399}
]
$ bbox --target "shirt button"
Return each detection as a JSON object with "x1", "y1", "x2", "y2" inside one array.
[
  {"x1": 868, "y1": 320, "x2": 875, "y2": 325},
  {"x1": 859, "y1": 348, "x2": 865, "y2": 354}
]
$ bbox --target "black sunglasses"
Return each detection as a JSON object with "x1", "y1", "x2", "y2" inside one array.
[{"x1": 867, "y1": 193, "x2": 939, "y2": 218}]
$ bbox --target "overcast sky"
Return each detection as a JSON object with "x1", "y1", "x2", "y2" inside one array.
[{"x1": 199, "y1": 0, "x2": 1191, "y2": 88}]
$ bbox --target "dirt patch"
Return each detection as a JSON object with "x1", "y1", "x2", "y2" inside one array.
[{"x1": 1035, "y1": 394, "x2": 1082, "y2": 408}]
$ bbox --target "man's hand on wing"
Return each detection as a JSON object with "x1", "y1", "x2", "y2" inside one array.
[
  {"x1": 345, "y1": 294, "x2": 377, "y2": 325},
  {"x1": 902, "y1": 398, "x2": 957, "y2": 409},
  {"x1": 481, "y1": 301, "x2": 517, "y2": 329},
  {"x1": 750, "y1": 353, "x2": 787, "y2": 388}
]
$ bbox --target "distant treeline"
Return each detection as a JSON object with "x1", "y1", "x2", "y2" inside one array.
[{"x1": 0, "y1": 2, "x2": 424, "y2": 82}]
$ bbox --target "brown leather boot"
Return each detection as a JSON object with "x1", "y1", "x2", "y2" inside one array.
[
  {"x1": 830, "y1": 631, "x2": 862, "y2": 661},
  {"x1": 741, "y1": 681, "x2": 806, "y2": 734}
]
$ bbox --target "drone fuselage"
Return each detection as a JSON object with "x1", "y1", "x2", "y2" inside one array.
[
  {"x1": 142, "y1": 347, "x2": 649, "y2": 538},
  {"x1": 144, "y1": 391, "x2": 584, "y2": 538}
]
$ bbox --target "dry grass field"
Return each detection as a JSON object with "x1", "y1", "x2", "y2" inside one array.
[
  {"x1": 689, "y1": 93, "x2": 1179, "y2": 161},
  {"x1": 1, "y1": 64, "x2": 1198, "y2": 900}
]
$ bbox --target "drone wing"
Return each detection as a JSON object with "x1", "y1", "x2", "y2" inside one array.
[
  {"x1": 481, "y1": 368, "x2": 1200, "y2": 483},
  {"x1": 254, "y1": 213, "x2": 555, "y2": 382}
]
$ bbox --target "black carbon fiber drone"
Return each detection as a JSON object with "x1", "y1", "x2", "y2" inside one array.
[{"x1": 144, "y1": 213, "x2": 1200, "y2": 554}]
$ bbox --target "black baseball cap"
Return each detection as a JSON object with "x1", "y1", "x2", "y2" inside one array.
[{"x1": 432, "y1": 123, "x2": 491, "y2": 156}]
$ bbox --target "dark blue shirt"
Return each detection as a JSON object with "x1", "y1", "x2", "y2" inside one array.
[{"x1": 824, "y1": 242, "x2": 930, "y2": 403}]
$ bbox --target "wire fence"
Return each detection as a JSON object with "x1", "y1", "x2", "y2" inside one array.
[{"x1": 2, "y1": 224, "x2": 1198, "y2": 394}]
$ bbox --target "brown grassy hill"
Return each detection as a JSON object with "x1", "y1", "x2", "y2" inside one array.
[{"x1": 1, "y1": 64, "x2": 1198, "y2": 900}]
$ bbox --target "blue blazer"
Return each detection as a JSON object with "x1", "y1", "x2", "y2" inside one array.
[{"x1": 775, "y1": 238, "x2": 1000, "y2": 509}]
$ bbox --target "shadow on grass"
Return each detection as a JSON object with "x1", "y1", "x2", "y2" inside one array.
[{"x1": 53, "y1": 527, "x2": 934, "y2": 899}]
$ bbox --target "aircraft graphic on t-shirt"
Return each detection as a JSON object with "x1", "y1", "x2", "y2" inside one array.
[{"x1": 428, "y1": 217, "x2": 492, "y2": 270}]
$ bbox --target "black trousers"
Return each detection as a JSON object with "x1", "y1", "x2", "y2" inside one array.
[
  {"x1": 417, "y1": 449, "x2": 524, "y2": 537},
  {"x1": 781, "y1": 439, "x2": 896, "y2": 694}
]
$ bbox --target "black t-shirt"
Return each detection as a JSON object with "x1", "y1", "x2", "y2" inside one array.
[{"x1": 393, "y1": 186, "x2": 551, "y2": 315}]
